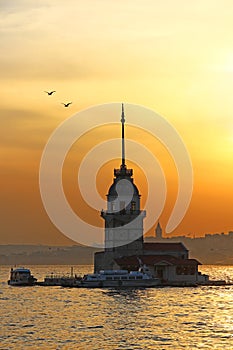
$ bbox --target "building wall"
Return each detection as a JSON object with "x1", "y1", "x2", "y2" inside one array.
[
  {"x1": 103, "y1": 212, "x2": 145, "y2": 253},
  {"x1": 94, "y1": 252, "x2": 115, "y2": 273},
  {"x1": 149, "y1": 265, "x2": 198, "y2": 282},
  {"x1": 167, "y1": 266, "x2": 197, "y2": 282}
]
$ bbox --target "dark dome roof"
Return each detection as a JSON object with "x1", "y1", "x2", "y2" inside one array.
[{"x1": 107, "y1": 177, "x2": 139, "y2": 197}]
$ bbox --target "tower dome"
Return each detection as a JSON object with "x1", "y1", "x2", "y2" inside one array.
[{"x1": 107, "y1": 170, "x2": 140, "y2": 213}]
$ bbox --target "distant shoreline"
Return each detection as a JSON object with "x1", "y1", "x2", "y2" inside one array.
[{"x1": 0, "y1": 234, "x2": 232, "y2": 265}]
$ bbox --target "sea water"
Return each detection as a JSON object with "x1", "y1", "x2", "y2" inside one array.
[{"x1": 0, "y1": 265, "x2": 232, "y2": 349}]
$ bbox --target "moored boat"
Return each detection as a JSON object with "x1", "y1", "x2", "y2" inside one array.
[
  {"x1": 80, "y1": 270, "x2": 160, "y2": 288},
  {"x1": 60, "y1": 275, "x2": 82, "y2": 287},
  {"x1": 8, "y1": 267, "x2": 37, "y2": 286},
  {"x1": 37, "y1": 267, "x2": 82, "y2": 286},
  {"x1": 36, "y1": 273, "x2": 64, "y2": 286}
]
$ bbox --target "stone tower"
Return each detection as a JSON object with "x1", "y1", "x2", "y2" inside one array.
[{"x1": 94, "y1": 104, "x2": 146, "y2": 272}]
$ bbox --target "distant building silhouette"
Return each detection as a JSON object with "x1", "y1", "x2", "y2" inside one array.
[{"x1": 155, "y1": 221, "x2": 163, "y2": 239}]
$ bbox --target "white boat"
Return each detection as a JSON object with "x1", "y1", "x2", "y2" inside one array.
[
  {"x1": 80, "y1": 269, "x2": 160, "y2": 288},
  {"x1": 8, "y1": 267, "x2": 37, "y2": 286}
]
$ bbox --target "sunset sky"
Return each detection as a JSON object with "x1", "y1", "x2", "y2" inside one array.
[{"x1": 1, "y1": 0, "x2": 233, "y2": 245}]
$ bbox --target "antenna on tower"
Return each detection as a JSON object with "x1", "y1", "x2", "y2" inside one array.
[
  {"x1": 114, "y1": 104, "x2": 133, "y2": 177},
  {"x1": 121, "y1": 103, "x2": 126, "y2": 169}
]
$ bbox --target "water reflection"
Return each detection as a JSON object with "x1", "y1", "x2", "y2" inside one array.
[
  {"x1": 103, "y1": 287, "x2": 148, "y2": 299},
  {"x1": 0, "y1": 265, "x2": 233, "y2": 349}
]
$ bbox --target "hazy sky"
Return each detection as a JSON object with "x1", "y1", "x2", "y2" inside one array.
[{"x1": 1, "y1": 0, "x2": 233, "y2": 245}]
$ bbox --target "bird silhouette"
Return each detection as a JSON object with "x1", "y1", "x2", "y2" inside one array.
[
  {"x1": 62, "y1": 102, "x2": 72, "y2": 107},
  {"x1": 44, "y1": 90, "x2": 56, "y2": 95}
]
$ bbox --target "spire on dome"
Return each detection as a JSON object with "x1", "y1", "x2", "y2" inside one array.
[
  {"x1": 155, "y1": 221, "x2": 163, "y2": 239},
  {"x1": 121, "y1": 103, "x2": 126, "y2": 169},
  {"x1": 114, "y1": 104, "x2": 133, "y2": 178}
]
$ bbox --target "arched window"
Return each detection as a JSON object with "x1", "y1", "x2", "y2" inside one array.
[{"x1": 131, "y1": 201, "x2": 136, "y2": 211}]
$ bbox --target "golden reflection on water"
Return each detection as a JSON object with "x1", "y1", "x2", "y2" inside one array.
[{"x1": 0, "y1": 265, "x2": 232, "y2": 349}]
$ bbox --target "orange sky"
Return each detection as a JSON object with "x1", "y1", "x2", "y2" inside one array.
[{"x1": 0, "y1": 1, "x2": 233, "y2": 245}]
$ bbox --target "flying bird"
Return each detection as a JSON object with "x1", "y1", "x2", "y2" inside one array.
[
  {"x1": 62, "y1": 102, "x2": 72, "y2": 107},
  {"x1": 44, "y1": 90, "x2": 56, "y2": 95}
]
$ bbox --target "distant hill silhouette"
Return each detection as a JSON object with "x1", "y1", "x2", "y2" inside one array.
[
  {"x1": 0, "y1": 231, "x2": 232, "y2": 265},
  {"x1": 0, "y1": 245, "x2": 101, "y2": 265}
]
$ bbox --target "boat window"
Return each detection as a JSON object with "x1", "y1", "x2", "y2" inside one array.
[
  {"x1": 106, "y1": 277, "x2": 112, "y2": 280},
  {"x1": 121, "y1": 276, "x2": 127, "y2": 280},
  {"x1": 129, "y1": 276, "x2": 135, "y2": 279},
  {"x1": 136, "y1": 276, "x2": 143, "y2": 279},
  {"x1": 114, "y1": 276, "x2": 120, "y2": 280}
]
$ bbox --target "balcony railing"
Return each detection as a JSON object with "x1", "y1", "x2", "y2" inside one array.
[
  {"x1": 114, "y1": 168, "x2": 133, "y2": 177},
  {"x1": 101, "y1": 209, "x2": 146, "y2": 217}
]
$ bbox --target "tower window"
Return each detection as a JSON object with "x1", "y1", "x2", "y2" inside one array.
[
  {"x1": 131, "y1": 201, "x2": 136, "y2": 211},
  {"x1": 120, "y1": 201, "x2": 125, "y2": 211},
  {"x1": 111, "y1": 202, "x2": 116, "y2": 211}
]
